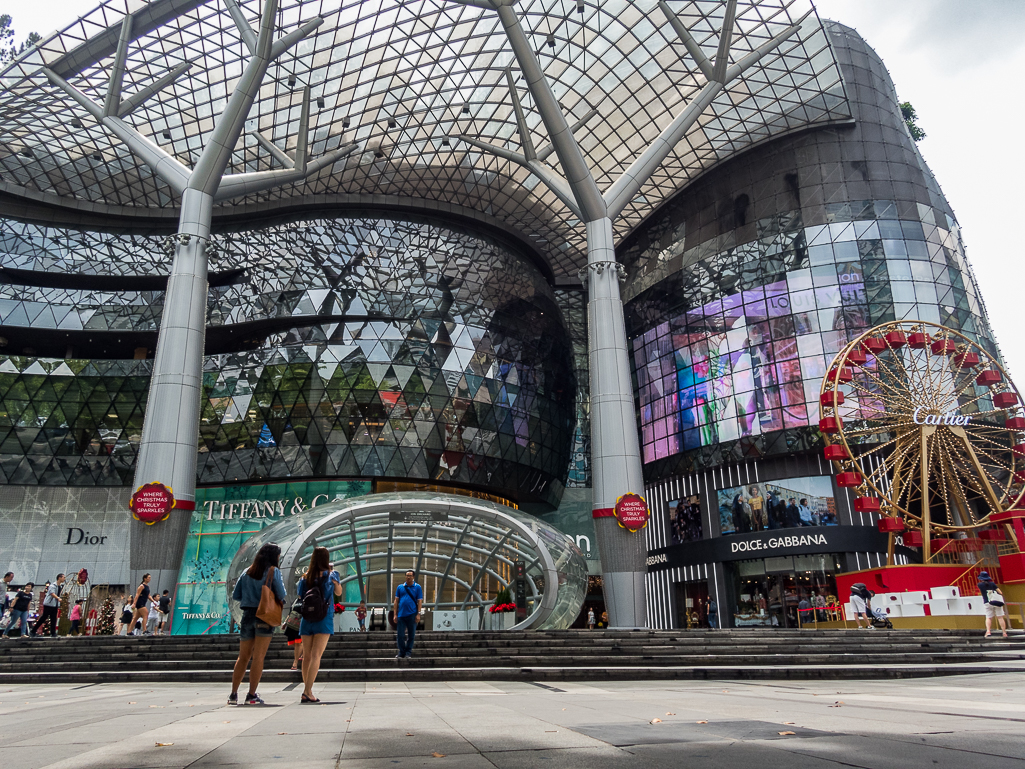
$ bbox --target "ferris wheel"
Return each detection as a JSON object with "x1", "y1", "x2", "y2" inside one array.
[{"x1": 820, "y1": 321, "x2": 1025, "y2": 561}]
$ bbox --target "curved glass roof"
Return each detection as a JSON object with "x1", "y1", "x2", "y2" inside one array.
[
  {"x1": 0, "y1": 0, "x2": 850, "y2": 280},
  {"x1": 227, "y1": 491, "x2": 588, "y2": 630}
]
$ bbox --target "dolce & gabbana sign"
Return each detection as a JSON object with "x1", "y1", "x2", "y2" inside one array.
[
  {"x1": 646, "y1": 525, "x2": 910, "y2": 571},
  {"x1": 730, "y1": 533, "x2": 828, "y2": 553}
]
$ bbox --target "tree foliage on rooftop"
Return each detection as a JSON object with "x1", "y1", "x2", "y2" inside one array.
[
  {"x1": 900, "y1": 101, "x2": 926, "y2": 143},
  {"x1": 0, "y1": 14, "x2": 39, "y2": 64}
]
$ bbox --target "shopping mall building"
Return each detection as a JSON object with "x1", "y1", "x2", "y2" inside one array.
[{"x1": 0, "y1": 0, "x2": 1003, "y2": 631}]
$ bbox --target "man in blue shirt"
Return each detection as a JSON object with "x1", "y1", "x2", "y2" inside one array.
[{"x1": 393, "y1": 570, "x2": 423, "y2": 659}]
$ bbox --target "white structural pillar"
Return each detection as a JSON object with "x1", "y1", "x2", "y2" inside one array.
[
  {"x1": 137, "y1": 188, "x2": 213, "y2": 515},
  {"x1": 448, "y1": 0, "x2": 806, "y2": 627},
  {"x1": 584, "y1": 217, "x2": 648, "y2": 626}
]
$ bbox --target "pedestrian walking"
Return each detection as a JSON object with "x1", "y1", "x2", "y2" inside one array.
[
  {"x1": 587, "y1": 607, "x2": 596, "y2": 630},
  {"x1": 393, "y1": 570, "x2": 423, "y2": 660},
  {"x1": 297, "y1": 547, "x2": 342, "y2": 703},
  {"x1": 129, "y1": 574, "x2": 152, "y2": 635},
  {"x1": 2, "y1": 582, "x2": 33, "y2": 639},
  {"x1": 707, "y1": 598, "x2": 718, "y2": 629},
  {"x1": 849, "y1": 582, "x2": 872, "y2": 629},
  {"x1": 118, "y1": 600, "x2": 133, "y2": 636},
  {"x1": 356, "y1": 601, "x2": 367, "y2": 632},
  {"x1": 32, "y1": 573, "x2": 64, "y2": 637},
  {"x1": 285, "y1": 623, "x2": 303, "y2": 669},
  {"x1": 282, "y1": 589, "x2": 304, "y2": 670},
  {"x1": 228, "y1": 542, "x2": 286, "y2": 706},
  {"x1": 145, "y1": 595, "x2": 161, "y2": 635},
  {"x1": 978, "y1": 571, "x2": 1009, "y2": 638},
  {"x1": 1, "y1": 571, "x2": 13, "y2": 617},
  {"x1": 156, "y1": 590, "x2": 171, "y2": 635},
  {"x1": 69, "y1": 600, "x2": 83, "y2": 635}
]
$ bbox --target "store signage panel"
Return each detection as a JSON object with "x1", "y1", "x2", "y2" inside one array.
[
  {"x1": 130, "y1": 482, "x2": 175, "y2": 524},
  {"x1": 646, "y1": 525, "x2": 909, "y2": 571},
  {"x1": 172, "y1": 480, "x2": 371, "y2": 635}
]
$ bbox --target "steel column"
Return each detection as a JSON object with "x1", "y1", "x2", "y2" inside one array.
[{"x1": 585, "y1": 217, "x2": 647, "y2": 627}]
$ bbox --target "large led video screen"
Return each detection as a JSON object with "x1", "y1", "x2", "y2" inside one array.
[{"x1": 634, "y1": 270, "x2": 869, "y2": 464}]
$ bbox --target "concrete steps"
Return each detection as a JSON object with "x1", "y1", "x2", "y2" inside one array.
[{"x1": 1, "y1": 629, "x2": 1022, "y2": 683}]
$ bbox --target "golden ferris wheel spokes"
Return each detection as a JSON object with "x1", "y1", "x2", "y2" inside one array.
[{"x1": 819, "y1": 321, "x2": 1024, "y2": 563}]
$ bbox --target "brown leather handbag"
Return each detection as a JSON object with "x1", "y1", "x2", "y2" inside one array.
[{"x1": 255, "y1": 566, "x2": 284, "y2": 627}]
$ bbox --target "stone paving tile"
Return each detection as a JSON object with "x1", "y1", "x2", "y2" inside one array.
[{"x1": 2, "y1": 673, "x2": 1025, "y2": 767}]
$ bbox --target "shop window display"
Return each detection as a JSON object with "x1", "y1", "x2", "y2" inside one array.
[
  {"x1": 717, "y1": 476, "x2": 837, "y2": 535},
  {"x1": 730, "y1": 554, "x2": 841, "y2": 628}
]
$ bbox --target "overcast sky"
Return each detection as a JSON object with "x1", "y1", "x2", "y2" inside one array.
[{"x1": 8, "y1": 1, "x2": 1025, "y2": 381}]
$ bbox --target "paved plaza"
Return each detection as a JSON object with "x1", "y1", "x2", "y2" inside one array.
[{"x1": 2, "y1": 673, "x2": 1024, "y2": 768}]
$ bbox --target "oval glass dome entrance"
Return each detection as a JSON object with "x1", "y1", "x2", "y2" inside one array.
[{"x1": 227, "y1": 492, "x2": 587, "y2": 630}]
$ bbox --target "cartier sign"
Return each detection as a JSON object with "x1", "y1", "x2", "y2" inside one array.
[{"x1": 912, "y1": 406, "x2": 971, "y2": 426}]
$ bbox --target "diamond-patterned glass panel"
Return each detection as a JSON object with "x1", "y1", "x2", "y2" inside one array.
[{"x1": 0, "y1": 214, "x2": 576, "y2": 506}]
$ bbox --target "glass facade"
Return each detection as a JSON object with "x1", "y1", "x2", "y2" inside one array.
[
  {"x1": 639, "y1": 22, "x2": 1006, "y2": 630},
  {"x1": 0, "y1": 214, "x2": 576, "y2": 507},
  {"x1": 623, "y1": 21, "x2": 1001, "y2": 479},
  {"x1": 0, "y1": 1, "x2": 849, "y2": 283},
  {"x1": 626, "y1": 204, "x2": 993, "y2": 468}
]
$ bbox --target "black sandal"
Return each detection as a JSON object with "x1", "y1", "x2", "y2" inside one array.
[{"x1": 300, "y1": 693, "x2": 320, "y2": 703}]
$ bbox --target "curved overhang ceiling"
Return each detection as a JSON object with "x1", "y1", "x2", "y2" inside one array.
[{"x1": 0, "y1": 0, "x2": 850, "y2": 281}]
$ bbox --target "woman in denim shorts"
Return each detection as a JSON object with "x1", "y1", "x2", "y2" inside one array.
[{"x1": 229, "y1": 543, "x2": 286, "y2": 705}]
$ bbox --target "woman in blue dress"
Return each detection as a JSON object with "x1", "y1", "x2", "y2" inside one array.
[{"x1": 297, "y1": 546, "x2": 341, "y2": 703}]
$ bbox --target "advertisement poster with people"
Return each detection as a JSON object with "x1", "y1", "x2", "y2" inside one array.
[
  {"x1": 669, "y1": 494, "x2": 703, "y2": 545},
  {"x1": 717, "y1": 476, "x2": 836, "y2": 535}
]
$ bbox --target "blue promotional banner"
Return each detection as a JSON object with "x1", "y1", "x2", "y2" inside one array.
[{"x1": 171, "y1": 480, "x2": 370, "y2": 635}]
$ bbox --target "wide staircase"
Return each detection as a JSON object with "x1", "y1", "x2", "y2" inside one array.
[{"x1": 1, "y1": 629, "x2": 1024, "y2": 684}]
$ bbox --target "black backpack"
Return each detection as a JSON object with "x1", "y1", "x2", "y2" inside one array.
[{"x1": 300, "y1": 576, "x2": 328, "y2": 622}]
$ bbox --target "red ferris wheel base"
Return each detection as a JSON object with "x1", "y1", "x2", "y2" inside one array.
[{"x1": 837, "y1": 564, "x2": 1006, "y2": 601}]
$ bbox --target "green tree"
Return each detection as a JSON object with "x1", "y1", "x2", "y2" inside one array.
[
  {"x1": 0, "y1": 14, "x2": 39, "y2": 64},
  {"x1": 900, "y1": 101, "x2": 926, "y2": 142}
]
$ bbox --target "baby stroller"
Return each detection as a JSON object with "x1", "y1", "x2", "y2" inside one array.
[{"x1": 868, "y1": 605, "x2": 893, "y2": 629}]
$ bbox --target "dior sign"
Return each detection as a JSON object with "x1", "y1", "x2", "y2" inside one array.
[{"x1": 65, "y1": 528, "x2": 109, "y2": 546}]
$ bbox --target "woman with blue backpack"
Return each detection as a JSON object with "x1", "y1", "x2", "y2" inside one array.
[{"x1": 297, "y1": 546, "x2": 342, "y2": 703}]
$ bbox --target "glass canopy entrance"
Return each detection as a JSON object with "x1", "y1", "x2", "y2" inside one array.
[{"x1": 227, "y1": 491, "x2": 587, "y2": 630}]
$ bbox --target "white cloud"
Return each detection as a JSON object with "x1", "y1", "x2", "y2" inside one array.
[{"x1": 816, "y1": 0, "x2": 1025, "y2": 380}]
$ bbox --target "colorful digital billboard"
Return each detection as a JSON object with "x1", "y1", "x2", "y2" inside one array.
[{"x1": 634, "y1": 270, "x2": 870, "y2": 463}]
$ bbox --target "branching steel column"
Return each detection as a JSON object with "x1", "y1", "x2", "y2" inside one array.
[
  {"x1": 135, "y1": 0, "x2": 320, "y2": 515},
  {"x1": 446, "y1": 0, "x2": 808, "y2": 628},
  {"x1": 42, "y1": 0, "x2": 352, "y2": 591},
  {"x1": 490, "y1": 0, "x2": 640, "y2": 627}
]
